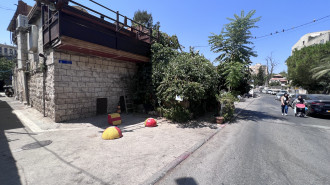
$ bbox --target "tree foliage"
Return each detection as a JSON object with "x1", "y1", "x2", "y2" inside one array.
[
  {"x1": 153, "y1": 39, "x2": 218, "y2": 121},
  {"x1": 269, "y1": 81, "x2": 281, "y2": 87},
  {"x1": 209, "y1": 10, "x2": 260, "y2": 64},
  {"x1": 0, "y1": 57, "x2": 14, "y2": 81},
  {"x1": 311, "y1": 56, "x2": 330, "y2": 80},
  {"x1": 209, "y1": 10, "x2": 260, "y2": 95},
  {"x1": 256, "y1": 66, "x2": 265, "y2": 86},
  {"x1": 157, "y1": 52, "x2": 218, "y2": 104},
  {"x1": 286, "y1": 42, "x2": 330, "y2": 93},
  {"x1": 278, "y1": 70, "x2": 287, "y2": 78},
  {"x1": 133, "y1": 10, "x2": 153, "y2": 27}
]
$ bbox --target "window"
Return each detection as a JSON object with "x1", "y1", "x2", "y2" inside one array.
[
  {"x1": 303, "y1": 41, "x2": 305, "y2": 45},
  {"x1": 15, "y1": 50, "x2": 17, "y2": 55},
  {"x1": 4, "y1": 48, "x2": 7, "y2": 54},
  {"x1": 0, "y1": 47, "x2": 2, "y2": 54},
  {"x1": 10, "y1": 49, "x2": 13, "y2": 54},
  {"x1": 320, "y1": 39, "x2": 324, "y2": 44}
]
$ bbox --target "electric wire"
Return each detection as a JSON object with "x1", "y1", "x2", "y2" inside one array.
[{"x1": 254, "y1": 14, "x2": 330, "y2": 40}]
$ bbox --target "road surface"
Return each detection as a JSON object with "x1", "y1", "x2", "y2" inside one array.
[{"x1": 157, "y1": 94, "x2": 330, "y2": 185}]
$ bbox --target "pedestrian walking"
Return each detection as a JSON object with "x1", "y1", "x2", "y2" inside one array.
[{"x1": 281, "y1": 93, "x2": 289, "y2": 116}]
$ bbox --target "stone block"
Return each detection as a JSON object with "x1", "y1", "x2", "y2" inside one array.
[
  {"x1": 79, "y1": 56, "x2": 88, "y2": 62},
  {"x1": 62, "y1": 76, "x2": 72, "y2": 82},
  {"x1": 67, "y1": 69, "x2": 76, "y2": 76},
  {"x1": 59, "y1": 69, "x2": 67, "y2": 76},
  {"x1": 71, "y1": 55, "x2": 79, "y2": 62},
  {"x1": 60, "y1": 53, "x2": 71, "y2": 61},
  {"x1": 78, "y1": 82, "x2": 86, "y2": 88},
  {"x1": 72, "y1": 77, "x2": 80, "y2": 82}
]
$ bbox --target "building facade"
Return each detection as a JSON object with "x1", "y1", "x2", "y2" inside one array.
[
  {"x1": 291, "y1": 30, "x2": 330, "y2": 54},
  {"x1": 269, "y1": 74, "x2": 287, "y2": 86},
  {"x1": 249, "y1": 63, "x2": 268, "y2": 76},
  {"x1": 8, "y1": 0, "x2": 153, "y2": 122},
  {"x1": 0, "y1": 44, "x2": 18, "y2": 59}
]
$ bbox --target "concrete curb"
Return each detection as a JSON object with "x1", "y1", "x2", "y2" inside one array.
[
  {"x1": 142, "y1": 98, "x2": 257, "y2": 185},
  {"x1": 141, "y1": 124, "x2": 226, "y2": 185},
  {"x1": 12, "y1": 110, "x2": 43, "y2": 133}
]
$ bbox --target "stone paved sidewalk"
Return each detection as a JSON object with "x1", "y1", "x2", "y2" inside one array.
[{"x1": 1, "y1": 92, "x2": 257, "y2": 185}]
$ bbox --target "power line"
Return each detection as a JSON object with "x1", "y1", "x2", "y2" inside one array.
[
  {"x1": 254, "y1": 14, "x2": 330, "y2": 40},
  {"x1": 0, "y1": 6, "x2": 15, "y2": 11}
]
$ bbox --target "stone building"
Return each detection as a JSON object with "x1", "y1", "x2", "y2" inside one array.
[
  {"x1": 249, "y1": 63, "x2": 268, "y2": 76},
  {"x1": 7, "y1": 0, "x2": 153, "y2": 122},
  {"x1": 0, "y1": 44, "x2": 18, "y2": 59},
  {"x1": 291, "y1": 30, "x2": 330, "y2": 54}
]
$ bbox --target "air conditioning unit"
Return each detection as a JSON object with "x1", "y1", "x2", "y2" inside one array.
[
  {"x1": 28, "y1": 25, "x2": 38, "y2": 52},
  {"x1": 16, "y1": 14, "x2": 28, "y2": 29}
]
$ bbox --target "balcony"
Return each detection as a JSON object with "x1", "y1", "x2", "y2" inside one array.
[{"x1": 42, "y1": 1, "x2": 156, "y2": 62}]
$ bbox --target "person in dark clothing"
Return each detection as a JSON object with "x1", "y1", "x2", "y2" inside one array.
[{"x1": 280, "y1": 93, "x2": 290, "y2": 116}]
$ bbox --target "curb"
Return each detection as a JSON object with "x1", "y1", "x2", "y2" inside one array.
[{"x1": 142, "y1": 98, "x2": 257, "y2": 185}]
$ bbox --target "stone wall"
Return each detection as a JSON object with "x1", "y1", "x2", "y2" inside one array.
[
  {"x1": 28, "y1": 57, "x2": 55, "y2": 119},
  {"x1": 53, "y1": 51, "x2": 137, "y2": 122}
]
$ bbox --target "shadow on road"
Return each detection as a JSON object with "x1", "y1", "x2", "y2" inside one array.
[
  {"x1": 0, "y1": 100, "x2": 24, "y2": 185},
  {"x1": 175, "y1": 177, "x2": 198, "y2": 185},
  {"x1": 309, "y1": 114, "x2": 330, "y2": 120},
  {"x1": 232, "y1": 108, "x2": 286, "y2": 123}
]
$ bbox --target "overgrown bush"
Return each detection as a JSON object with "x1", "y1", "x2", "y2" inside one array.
[
  {"x1": 216, "y1": 92, "x2": 236, "y2": 121},
  {"x1": 159, "y1": 105, "x2": 191, "y2": 123},
  {"x1": 156, "y1": 51, "x2": 218, "y2": 122}
]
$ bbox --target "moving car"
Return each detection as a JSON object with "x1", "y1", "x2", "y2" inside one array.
[{"x1": 305, "y1": 94, "x2": 330, "y2": 116}]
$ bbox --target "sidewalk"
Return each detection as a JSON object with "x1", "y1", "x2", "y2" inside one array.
[{"x1": 0, "y1": 93, "x2": 256, "y2": 185}]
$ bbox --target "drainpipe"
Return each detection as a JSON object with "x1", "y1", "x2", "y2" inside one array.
[
  {"x1": 24, "y1": 68, "x2": 30, "y2": 105},
  {"x1": 39, "y1": 53, "x2": 47, "y2": 117}
]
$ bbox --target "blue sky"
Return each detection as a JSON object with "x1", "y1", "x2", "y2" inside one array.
[{"x1": 1, "y1": 0, "x2": 330, "y2": 73}]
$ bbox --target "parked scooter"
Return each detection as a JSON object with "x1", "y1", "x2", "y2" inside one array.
[{"x1": 4, "y1": 85, "x2": 14, "y2": 97}]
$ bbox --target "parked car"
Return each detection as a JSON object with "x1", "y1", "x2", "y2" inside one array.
[
  {"x1": 275, "y1": 92, "x2": 285, "y2": 101},
  {"x1": 280, "y1": 90, "x2": 287, "y2": 94},
  {"x1": 305, "y1": 94, "x2": 330, "y2": 116},
  {"x1": 267, "y1": 90, "x2": 272, "y2": 94},
  {"x1": 289, "y1": 94, "x2": 308, "y2": 108},
  {"x1": 262, "y1": 89, "x2": 267, "y2": 94},
  {"x1": 271, "y1": 89, "x2": 280, "y2": 95}
]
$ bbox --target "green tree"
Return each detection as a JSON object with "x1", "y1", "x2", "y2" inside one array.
[
  {"x1": 156, "y1": 51, "x2": 218, "y2": 121},
  {"x1": 133, "y1": 10, "x2": 153, "y2": 27},
  {"x1": 209, "y1": 10, "x2": 260, "y2": 95},
  {"x1": 269, "y1": 81, "x2": 281, "y2": 87},
  {"x1": 286, "y1": 42, "x2": 330, "y2": 93},
  {"x1": 256, "y1": 66, "x2": 265, "y2": 86},
  {"x1": 279, "y1": 70, "x2": 288, "y2": 78},
  {"x1": 0, "y1": 57, "x2": 14, "y2": 81},
  {"x1": 311, "y1": 56, "x2": 330, "y2": 79},
  {"x1": 223, "y1": 62, "x2": 244, "y2": 91},
  {"x1": 209, "y1": 10, "x2": 260, "y2": 65}
]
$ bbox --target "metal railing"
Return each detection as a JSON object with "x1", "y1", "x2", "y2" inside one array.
[{"x1": 68, "y1": 0, "x2": 158, "y2": 43}]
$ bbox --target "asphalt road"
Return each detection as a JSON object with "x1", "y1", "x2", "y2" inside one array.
[{"x1": 157, "y1": 94, "x2": 330, "y2": 185}]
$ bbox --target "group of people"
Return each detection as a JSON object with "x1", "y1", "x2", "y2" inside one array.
[{"x1": 280, "y1": 93, "x2": 305, "y2": 116}]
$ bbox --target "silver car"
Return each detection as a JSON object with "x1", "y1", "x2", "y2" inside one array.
[{"x1": 275, "y1": 93, "x2": 285, "y2": 101}]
